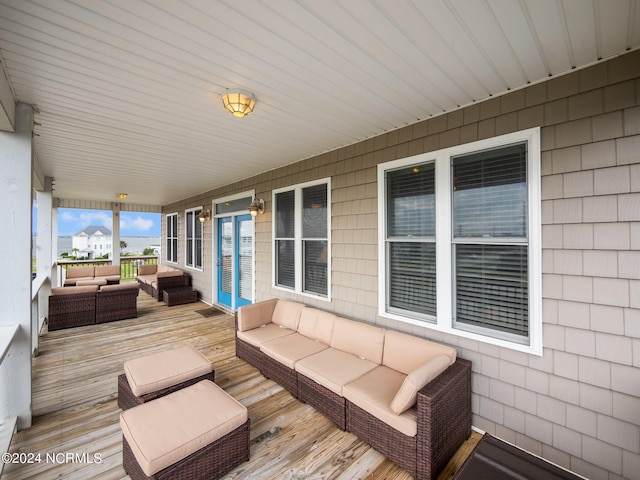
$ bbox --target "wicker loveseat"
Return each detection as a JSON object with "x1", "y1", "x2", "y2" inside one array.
[
  {"x1": 63, "y1": 264, "x2": 121, "y2": 286},
  {"x1": 136, "y1": 264, "x2": 190, "y2": 301},
  {"x1": 48, "y1": 283, "x2": 139, "y2": 331},
  {"x1": 235, "y1": 298, "x2": 471, "y2": 480}
]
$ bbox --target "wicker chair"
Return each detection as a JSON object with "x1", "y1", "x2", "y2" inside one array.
[
  {"x1": 48, "y1": 285, "x2": 98, "y2": 331},
  {"x1": 96, "y1": 283, "x2": 139, "y2": 324}
]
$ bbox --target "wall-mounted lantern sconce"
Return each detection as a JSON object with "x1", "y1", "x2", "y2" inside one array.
[
  {"x1": 248, "y1": 198, "x2": 265, "y2": 217},
  {"x1": 197, "y1": 208, "x2": 211, "y2": 223}
]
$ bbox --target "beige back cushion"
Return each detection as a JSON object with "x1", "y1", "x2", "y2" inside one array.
[
  {"x1": 330, "y1": 317, "x2": 385, "y2": 364},
  {"x1": 383, "y1": 330, "x2": 456, "y2": 375},
  {"x1": 137, "y1": 264, "x2": 157, "y2": 276},
  {"x1": 66, "y1": 266, "x2": 95, "y2": 279},
  {"x1": 236, "y1": 299, "x2": 278, "y2": 331},
  {"x1": 390, "y1": 354, "x2": 453, "y2": 415},
  {"x1": 94, "y1": 265, "x2": 120, "y2": 276},
  {"x1": 271, "y1": 300, "x2": 305, "y2": 331},
  {"x1": 157, "y1": 264, "x2": 176, "y2": 273},
  {"x1": 297, "y1": 308, "x2": 336, "y2": 344},
  {"x1": 52, "y1": 285, "x2": 98, "y2": 295}
]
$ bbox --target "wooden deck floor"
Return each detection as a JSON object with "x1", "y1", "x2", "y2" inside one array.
[{"x1": 3, "y1": 291, "x2": 480, "y2": 479}]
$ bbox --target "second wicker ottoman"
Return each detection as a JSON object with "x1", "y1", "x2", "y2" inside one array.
[
  {"x1": 120, "y1": 380, "x2": 250, "y2": 480},
  {"x1": 118, "y1": 345, "x2": 214, "y2": 410}
]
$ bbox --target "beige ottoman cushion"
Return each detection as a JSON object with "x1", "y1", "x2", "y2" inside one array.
[
  {"x1": 120, "y1": 380, "x2": 248, "y2": 476},
  {"x1": 124, "y1": 346, "x2": 212, "y2": 397}
]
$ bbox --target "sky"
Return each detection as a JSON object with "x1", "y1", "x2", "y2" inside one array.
[{"x1": 56, "y1": 208, "x2": 161, "y2": 236}]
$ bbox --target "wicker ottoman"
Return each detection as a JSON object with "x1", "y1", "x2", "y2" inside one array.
[
  {"x1": 120, "y1": 380, "x2": 250, "y2": 480},
  {"x1": 163, "y1": 287, "x2": 197, "y2": 306},
  {"x1": 118, "y1": 346, "x2": 214, "y2": 410}
]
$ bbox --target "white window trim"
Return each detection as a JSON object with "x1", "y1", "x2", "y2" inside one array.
[
  {"x1": 377, "y1": 127, "x2": 542, "y2": 355},
  {"x1": 166, "y1": 212, "x2": 179, "y2": 264},
  {"x1": 272, "y1": 177, "x2": 332, "y2": 302},
  {"x1": 184, "y1": 206, "x2": 204, "y2": 271}
]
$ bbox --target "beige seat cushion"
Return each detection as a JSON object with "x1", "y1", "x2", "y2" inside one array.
[
  {"x1": 295, "y1": 348, "x2": 378, "y2": 396},
  {"x1": 120, "y1": 380, "x2": 247, "y2": 476},
  {"x1": 343, "y1": 365, "x2": 417, "y2": 437},
  {"x1": 76, "y1": 278, "x2": 107, "y2": 286},
  {"x1": 136, "y1": 274, "x2": 155, "y2": 286},
  {"x1": 236, "y1": 323, "x2": 295, "y2": 348},
  {"x1": 389, "y1": 354, "x2": 453, "y2": 415},
  {"x1": 260, "y1": 333, "x2": 329, "y2": 369},
  {"x1": 63, "y1": 276, "x2": 94, "y2": 286},
  {"x1": 124, "y1": 346, "x2": 212, "y2": 397}
]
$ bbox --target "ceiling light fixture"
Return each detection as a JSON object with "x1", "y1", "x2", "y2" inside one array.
[
  {"x1": 117, "y1": 193, "x2": 128, "y2": 199},
  {"x1": 222, "y1": 89, "x2": 256, "y2": 117}
]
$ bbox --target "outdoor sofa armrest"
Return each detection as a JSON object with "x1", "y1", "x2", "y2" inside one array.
[
  {"x1": 236, "y1": 298, "x2": 279, "y2": 332},
  {"x1": 416, "y1": 357, "x2": 471, "y2": 480}
]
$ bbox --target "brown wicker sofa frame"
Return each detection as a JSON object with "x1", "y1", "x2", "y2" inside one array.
[
  {"x1": 48, "y1": 284, "x2": 138, "y2": 331},
  {"x1": 136, "y1": 265, "x2": 191, "y2": 302},
  {"x1": 235, "y1": 315, "x2": 472, "y2": 480}
]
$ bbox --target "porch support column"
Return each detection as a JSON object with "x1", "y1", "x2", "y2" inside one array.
[
  {"x1": 35, "y1": 177, "x2": 53, "y2": 336},
  {"x1": 112, "y1": 202, "x2": 121, "y2": 265},
  {"x1": 0, "y1": 102, "x2": 34, "y2": 430}
]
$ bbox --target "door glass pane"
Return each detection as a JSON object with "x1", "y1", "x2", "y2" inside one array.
[
  {"x1": 220, "y1": 221, "x2": 232, "y2": 295},
  {"x1": 215, "y1": 196, "x2": 252, "y2": 215},
  {"x1": 238, "y1": 219, "x2": 253, "y2": 300}
]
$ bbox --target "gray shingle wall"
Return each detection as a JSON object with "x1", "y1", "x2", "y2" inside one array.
[{"x1": 165, "y1": 49, "x2": 640, "y2": 480}]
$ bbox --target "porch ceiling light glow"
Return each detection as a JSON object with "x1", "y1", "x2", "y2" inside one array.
[
  {"x1": 248, "y1": 198, "x2": 265, "y2": 217},
  {"x1": 117, "y1": 193, "x2": 128, "y2": 199},
  {"x1": 222, "y1": 89, "x2": 256, "y2": 117}
]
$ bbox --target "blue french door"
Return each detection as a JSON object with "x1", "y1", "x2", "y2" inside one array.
[{"x1": 217, "y1": 215, "x2": 253, "y2": 310}]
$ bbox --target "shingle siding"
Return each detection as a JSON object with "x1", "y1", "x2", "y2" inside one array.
[{"x1": 164, "y1": 49, "x2": 640, "y2": 480}]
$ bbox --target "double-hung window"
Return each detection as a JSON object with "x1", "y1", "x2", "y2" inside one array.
[
  {"x1": 379, "y1": 128, "x2": 541, "y2": 354},
  {"x1": 185, "y1": 208, "x2": 203, "y2": 270},
  {"x1": 273, "y1": 178, "x2": 330, "y2": 299},
  {"x1": 166, "y1": 213, "x2": 178, "y2": 263}
]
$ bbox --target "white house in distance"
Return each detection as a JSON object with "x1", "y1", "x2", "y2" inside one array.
[{"x1": 72, "y1": 226, "x2": 112, "y2": 259}]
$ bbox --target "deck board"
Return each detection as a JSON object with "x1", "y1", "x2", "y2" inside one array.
[{"x1": 4, "y1": 292, "x2": 480, "y2": 479}]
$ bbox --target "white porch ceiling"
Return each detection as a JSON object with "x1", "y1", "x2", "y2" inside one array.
[{"x1": 1, "y1": 0, "x2": 639, "y2": 207}]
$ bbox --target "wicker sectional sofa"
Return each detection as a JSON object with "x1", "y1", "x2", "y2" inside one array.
[
  {"x1": 48, "y1": 283, "x2": 139, "y2": 331},
  {"x1": 136, "y1": 264, "x2": 190, "y2": 301},
  {"x1": 235, "y1": 298, "x2": 472, "y2": 480}
]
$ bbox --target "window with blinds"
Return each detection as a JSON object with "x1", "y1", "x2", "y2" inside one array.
[
  {"x1": 274, "y1": 179, "x2": 330, "y2": 299},
  {"x1": 452, "y1": 143, "x2": 528, "y2": 342},
  {"x1": 185, "y1": 208, "x2": 203, "y2": 269},
  {"x1": 378, "y1": 128, "x2": 541, "y2": 353},
  {"x1": 166, "y1": 213, "x2": 178, "y2": 263},
  {"x1": 385, "y1": 163, "x2": 436, "y2": 318}
]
